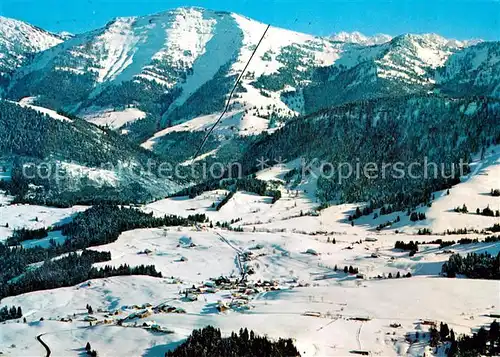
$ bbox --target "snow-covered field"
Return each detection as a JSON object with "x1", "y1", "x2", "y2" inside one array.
[
  {"x1": 0, "y1": 148, "x2": 498, "y2": 356},
  {"x1": 0, "y1": 195, "x2": 87, "y2": 242},
  {"x1": 80, "y1": 107, "x2": 146, "y2": 129},
  {"x1": 1, "y1": 225, "x2": 498, "y2": 356},
  {"x1": 13, "y1": 97, "x2": 72, "y2": 122}
]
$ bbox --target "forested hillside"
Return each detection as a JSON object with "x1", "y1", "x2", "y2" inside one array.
[
  {"x1": 0, "y1": 100, "x2": 179, "y2": 205},
  {"x1": 1, "y1": 7, "x2": 499, "y2": 211},
  {"x1": 239, "y1": 95, "x2": 500, "y2": 208}
]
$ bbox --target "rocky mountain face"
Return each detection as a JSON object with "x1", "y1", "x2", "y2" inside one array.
[{"x1": 2, "y1": 9, "x2": 498, "y2": 123}]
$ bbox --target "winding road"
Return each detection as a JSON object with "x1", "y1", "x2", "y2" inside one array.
[{"x1": 36, "y1": 334, "x2": 51, "y2": 357}]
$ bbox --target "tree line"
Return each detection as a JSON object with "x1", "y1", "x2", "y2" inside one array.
[
  {"x1": 173, "y1": 176, "x2": 281, "y2": 204},
  {"x1": 1, "y1": 249, "x2": 161, "y2": 299},
  {"x1": 0, "y1": 305, "x2": 23, "y2": 322},
  {"x1": 442, "y1": 252, "x2": 500, "y2": 279},
  {"x1": 427, "y1": 320, "x2": 500, "y2": 356},
  {"x1": 165, "y1": 326, "x2": 300, "y2": 357}
]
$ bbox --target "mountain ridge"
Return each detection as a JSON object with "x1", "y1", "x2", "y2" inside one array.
[
  {"x1": 0, "y1": 16, "x2": 63, "y2": 91},
  {"x1": 2, "y1": 8, "x2": 496, "y2": 122}
]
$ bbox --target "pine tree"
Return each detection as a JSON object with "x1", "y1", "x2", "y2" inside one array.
[
  {"x1": 86, "y1": 342, "x2": 91, "y2": 352},
  {"x1": 440, "y1": 322, "x2": 450, "y2": 340},
  {"x1": 490, "y1": 320, "x2": 500, "y2": 343},
  {"x1": 449, "y1": 340, "x2": 458, "y2": 355},
  {"x1": 430, "y1": 326, "x2": 440, "y2": 347}
]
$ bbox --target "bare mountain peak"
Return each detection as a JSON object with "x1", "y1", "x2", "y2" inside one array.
[{"x1": 331, "y1": 31, "x2": 392, "y2": 45}]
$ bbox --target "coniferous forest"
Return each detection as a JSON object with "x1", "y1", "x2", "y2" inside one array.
[
  {"x1": 441, "y1": 252, "x2": 500, "y2": 279},
  {"x1": 239, "y1": 95, "x2": 499, "y2": 209},
  {"x1": 165, "y1": 326, "x2": 300, "y2": 357},
  {"x1": 428, "y1": 320, "x2": 500, "y2": 356}
]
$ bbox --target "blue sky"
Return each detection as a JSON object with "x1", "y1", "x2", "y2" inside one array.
[{"x1": 1, "y1": 0, "x2": 499, "y2": 40}]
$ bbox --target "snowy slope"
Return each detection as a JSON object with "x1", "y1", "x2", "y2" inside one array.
[
  {"x1": 6, "y1": 7, "x2": 343, "y2": 136},
  {"x1": 376, "y1": 34, "x2": 462, "y2": 84},
  {"x1": 303, "y1": 34, "x2": 488, "y2": 113},
  {"x1": 1, "y1": 225, "x2": 498, "y2": 356},
  {"x1": 0, "y1": 140, "x2": 499, "y2": 356},
  {"x1": 9, "y1": 8, "x2": 216, "y2": 88},
  {"x1": 15, "y1": 97, "x2": 72, "y2": 121},
  {"x1": 0, "y1": 16, "x2": 62, "y2": 90},
  {"x1": 5, "y1": 8, "x2": 495, "y2": 144},
  {"x1": 80, "y1": 106, "x2": 146, "y2": 129},
  {"x1": 0, "y1": 202, "x2": 87, "y2": 242}
]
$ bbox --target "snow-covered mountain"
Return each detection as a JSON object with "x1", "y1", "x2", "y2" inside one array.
[
  {"x1": 1, "y1": 7, "x2": 498, "y2": 153},
  {"x1": 302, "y1": 33, "x2": 491, "y2": 113},
  {"x1": 7, "y1": 8, "x2": 342, "y2": 124},
  {"x1": 436, "y1": 41, "x2": 500, "y2": 97},
  {"x1": 331, "y1": 31, "x2": 392, "y2": 45},
  {"x1": 0, "y1": 16, "x2": 63, "y2": 91}
]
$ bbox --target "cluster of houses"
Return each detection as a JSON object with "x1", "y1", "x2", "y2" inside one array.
[
  {"x1": 80, "y1": 300, "x2": 187, "y2": 329},
  {"x1": 153, "y1": 303, "x2": 186, "y2": 314},
  {"x1": 118, "y1": 302, "x2": 187, "y2": 323},
  {"x1": 180, "y1": 276, "x2": 281, "y2": 312}
]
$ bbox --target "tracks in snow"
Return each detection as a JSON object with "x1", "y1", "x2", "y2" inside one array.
[{"x1": 213, "y1": 230, "x2": 246, "y2": 282}]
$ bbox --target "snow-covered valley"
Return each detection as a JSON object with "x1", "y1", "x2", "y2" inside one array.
[{"x1": 0, "y1": 145, "x2": 498, "y2": 356}]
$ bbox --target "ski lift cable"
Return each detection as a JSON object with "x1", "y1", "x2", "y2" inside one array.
[{"x1": 190, "y1": 24, "x2": 271, "y2": 163}]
